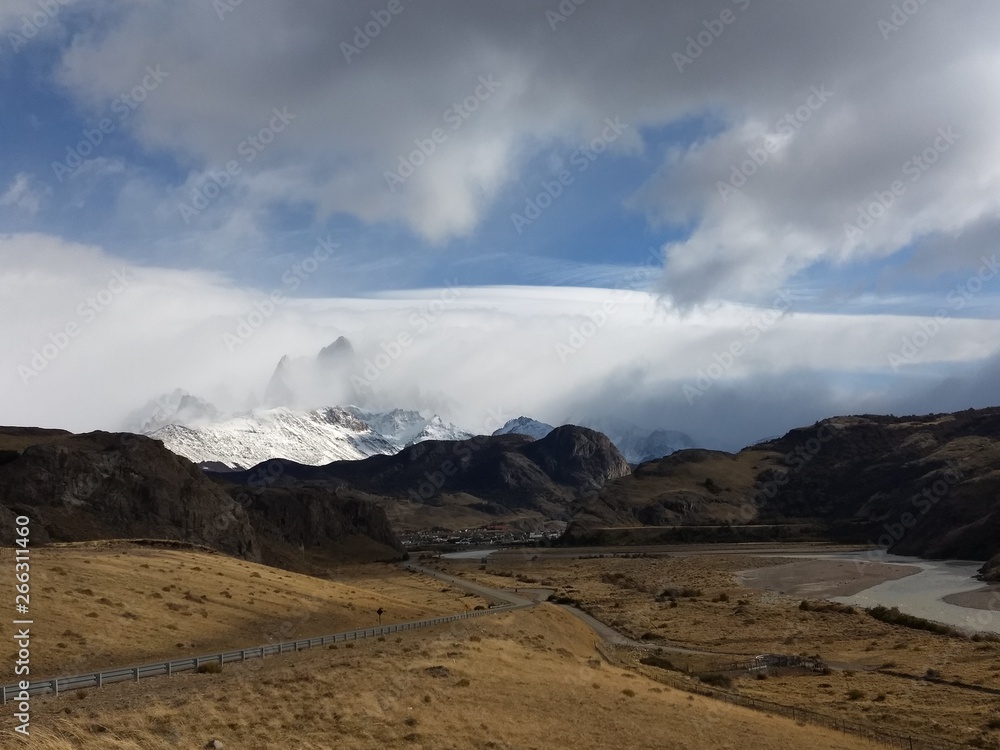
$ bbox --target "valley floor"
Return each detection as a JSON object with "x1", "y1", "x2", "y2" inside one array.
[
  {"x1": 3, "y1": 540, "x2": 997, "y2": 748},
  {"x1": 430, "y1": 544, "x2": 1000, "y2": 748}
]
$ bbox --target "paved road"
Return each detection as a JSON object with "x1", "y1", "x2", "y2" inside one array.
[{"x1": 403, "y1": 562, "x2": 536, "y2": 607}]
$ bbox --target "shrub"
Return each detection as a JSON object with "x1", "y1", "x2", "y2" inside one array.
[
  {"x1": 639, "y1": 655, "x2": 674, "y2": 671},
  {"x1": 698, "y1": 673, "x2": 732, "y2": 689},
  {"x1": 867, "y1": 606, "x2": 957, "y2": 636},
  {"x1": 712, "y1": 593, "x2": 730, "y2": 603},
  {"x1": 196, "y1": 662, "x2": 222, "y2": 674},
  {"x1": 847, "y1": 689, "x2": 865, "y2": 700},
  {"x1": 622, "y1": 689, "x2": 636, "y2": 697}
]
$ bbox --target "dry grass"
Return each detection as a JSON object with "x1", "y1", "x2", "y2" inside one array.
[
  {"x1": 3, "y1": 605, "x2": 877, "y2": 750},
  {"x1": 0, "y1": 543, "x2": 485, "y2": 677},
  {"x1": 442, "y1": 549, "x2": 1000, "y2": 746}
]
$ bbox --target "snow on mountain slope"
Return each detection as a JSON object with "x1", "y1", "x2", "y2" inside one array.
[
  {"x1": 493, "y1": 416, "x2": 555, "y2": 440},
  {"x1": 149, "y1": 406, "x2": 399, "y2": 470},
  {"x1": 144, "y1": 400, "x2": 473, "y2": 470},
  {"x1": 342, "y1": 407, "x2": 469, "y2": 447},
  {"x1": 406, "y1": 414, "x2": 473, "y2": 444}
]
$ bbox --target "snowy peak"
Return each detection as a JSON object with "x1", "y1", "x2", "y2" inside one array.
[
  {"x1": 264, "y1": 336, "x2": 358, "y2": 408},
  {"x1": 124, "y1": 389, "x2": 220, "y2": 434},
  {"x1": 344, "y1": 407, "x2": 471, "y2": 448},
  {"x1": 143, "y1": 400, "x2": 471, "y2": 470},
  {"x1": 317, "y1": 336, "x2": 354, "y2": 364},
  {"x1": 148, "y1": 406, "x2": 398, "y2": 470},
  {"x1": 493, "y1": 416, "x2": 555, "y2": 441}
]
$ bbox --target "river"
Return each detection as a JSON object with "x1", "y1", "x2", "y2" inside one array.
[{"x1": 778, "y1": 551, "x2": 1000, "y2": 634}]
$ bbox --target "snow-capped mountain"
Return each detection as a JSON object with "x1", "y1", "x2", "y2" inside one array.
[
  {"x1": 492, "y1": 416, "x2": 556, "y2": 440},
  {"x1": 587, "y1": 418, "x2": 696, "y2": 464},
  {"x1": 143, "y1": 400, "x2": 472, "y2": 470},
  {"x1": 148, "y1": 406, "x2": 398, "y2": 469},
  {"x1": 343, "y1": 407, "x2": 471, "y2": 447},
  {"x1": 125, "y1": 389, "x2": 221, "y2": 434},
  {"x1": 494, "y1": 415, "x2": 694, "y2": 464}
]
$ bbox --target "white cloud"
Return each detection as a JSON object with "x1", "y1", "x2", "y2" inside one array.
[
  {"x1": 3, "y1": 233, "x2": 1000, "y2": 449},
  {"x1": 0, "y1": 173, "x2": 48, "y2": 215},
  {"x1": 41, "y1": 1, "x2": 1000, "y2": 304}
]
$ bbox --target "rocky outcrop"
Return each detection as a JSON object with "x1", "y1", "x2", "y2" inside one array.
[
  {"x1": 0, "y1": 431, "x2": 259, "y2": 559},
  {"x1": 0, "y1": 428, "x2": 404, "y2": 569},
  {"x1": 982, "y1": 555, "x2": 1000, "y2": 582},
  {"x1": 217, "y1": 425, "x2": 631, "y2": 525},
  {"x1": 230, "y1": 485, "x2": 403, "y2": 565},
  {"x1": 567, "y1": 408, "x2": 1000, "y2": 561}
]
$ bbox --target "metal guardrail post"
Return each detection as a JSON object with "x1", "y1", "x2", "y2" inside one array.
[
  {"x1": 52, "y1": 679, "x2": 58, "y2": 697},
  {"x1": 134, "y1": 668, "x2": 139, "y2": 682}
]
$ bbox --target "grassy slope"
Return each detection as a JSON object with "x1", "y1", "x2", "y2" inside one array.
[
  {"x1": 6, "y1": 605, "x2": 875, "y2": 750},
  {"x1": 444, "y1": 550, "x2": 1000, "y2": 745},
  {"x1": 1, "y1": 543, "x2": 485, "y2": 678}
]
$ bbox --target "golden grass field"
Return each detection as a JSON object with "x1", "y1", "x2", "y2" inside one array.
[
  {"x1": 0, "y1": 542, "x2": 486, "y2": 677},
  {"x1": 5, "y1": 540, "x2": 1000, "y2": 748},
  {"x1": 438, "y1": 549, "x2": 1000, "y2": 747},
  {"x1": 4, "y1": 603, "x2": 880, "y2": 750}
]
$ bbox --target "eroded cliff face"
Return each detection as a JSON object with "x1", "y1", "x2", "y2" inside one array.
[
  {"x1": 0, "y1": 429, "x2": 404, "y2": 569},
  {"x1": 231, "y1": 485, "x2": 403, "y2": 565},
  {"x1": 567, "y1": 408, "x2": 1000, "y2": 561},
  {"x1": 217, "y1": 425, "x2": 632, "y2": 525},
  {"x1": 0, "y1": 431, "x2": 259, "y2": 560}
]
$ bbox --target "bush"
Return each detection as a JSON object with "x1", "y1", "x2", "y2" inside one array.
[
  {"x1": 712, "y1": 593, "x2": 730, "y2": 603},
  {"x1": 847, "y1": 689, "x2": 865, "y2": 700},
  {"x1": 867, "y1": 606, "x2": 957, "y2": 636},
  {"x1": 639, "y1": 655, "x2": 674, "y2": 671},
  {"x1": 698, "y1": 673, "x2": 732, "y2": 689},
  {"x1": 196, "y1": 662, "x2": 222, "y2": 674}
]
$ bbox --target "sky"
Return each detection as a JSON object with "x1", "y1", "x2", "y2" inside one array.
[{"x1": 2, "y1": 0, "x2": 1000, "y2": 450}]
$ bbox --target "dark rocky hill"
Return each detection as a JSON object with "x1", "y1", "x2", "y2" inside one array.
[
  {"x1": 566, "y1": 408, "x2": 1000, "y2": 561},
  {"x1": 215, "y1": 425, "x2": 631, "y2": 530},
  {"x1": 0, "y1": 429, "x2": 402, "y2": 568}
]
